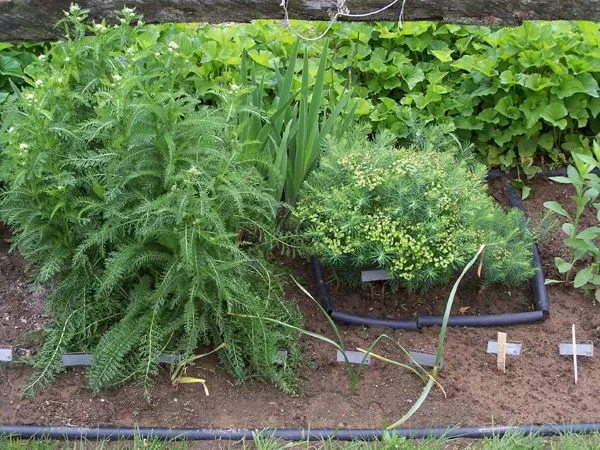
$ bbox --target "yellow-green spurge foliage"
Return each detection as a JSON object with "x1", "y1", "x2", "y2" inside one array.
[
  {"x1": 295, "y1": 128, "x2": 534, "y2": 289},
  {"x1": 0, "y1": 6, "x2": 301, "y2": 397}
]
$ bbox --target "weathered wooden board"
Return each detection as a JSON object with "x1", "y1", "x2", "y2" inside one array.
[{"x1": 1, "y1": 1, "x2": 599, "y2": 41}]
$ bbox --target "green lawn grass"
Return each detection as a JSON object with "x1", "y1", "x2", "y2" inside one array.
[{"x1": 2, "y1": 431, "x2": 600, "y2": 449}]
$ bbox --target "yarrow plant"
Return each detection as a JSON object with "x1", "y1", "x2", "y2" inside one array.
[
  {"x1": 294, "y1": 126, "x2": 534, "y2": 290},
  {"x1": 0, "y1": 5, "x2": 301, "y2": 397}
]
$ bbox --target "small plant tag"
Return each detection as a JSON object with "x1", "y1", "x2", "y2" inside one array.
[
  {"x1": 336, "y1": 350, "x2": 371, "y2": 365},
  {"x1": 0, "y1": 346, "x2": 13, "y2": 362},
  {"x1": 62, "y1": 352, "x2": 92, "y2": 366},
  {"x1": 559, "y1": 341, "x2": 594, "y2": 357},
  {"x1": 361, "y1": 270, "x2": 392, "y2": 283},
  {"x1": 487, "y1": 341, "x2": 522, "y2": 356},
  {"x1": 273, "y1": 350, "x2": 288, "y2": 365},
  {"x1": 408, "y1": 350, "x2": 443, "y2": 369},
  {"x1": 158, "y1": 353, "x2": 181, "y2": 364},
  {"x1": 62, "y1": 352, "x2": 182, "y2": 366}
]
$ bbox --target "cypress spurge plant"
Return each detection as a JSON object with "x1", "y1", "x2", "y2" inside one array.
[
  {"x1": 0, "y1": 5, "x2": 301, "y2": 397},
  {"x1": 294, "y1": 127, "x2": 534, "y2": 290}
]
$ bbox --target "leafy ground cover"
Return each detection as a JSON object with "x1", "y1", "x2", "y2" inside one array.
[{"x1": 2, "y1": 18, "x2": 599, "y2": 169}]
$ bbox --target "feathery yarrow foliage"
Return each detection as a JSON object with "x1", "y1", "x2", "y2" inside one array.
[
  {"x1": 0, "y1": 5, "x2": 301, "y2": 397},
  {"x1": 294, "y1": 127, "x2": 534, "y2": 290}
]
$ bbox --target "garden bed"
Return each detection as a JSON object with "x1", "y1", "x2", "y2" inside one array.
[{"x1": 1, "y1": 176, "x2": 600, "y2": 431}]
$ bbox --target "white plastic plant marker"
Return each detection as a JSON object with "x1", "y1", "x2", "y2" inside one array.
[
  {"x1": 336, "y1": 350, "x2": 371, "y2": 365},
  {"x1": 274, "y1": 350, "x2": 288, "y2": 365},
  {"x1": 408, "y1": 350, "x2": 443, "y2": 370},
  {"x1": 62, "y1": 352, "x2": 182, "y2": 367},
  {"x1": 0, "y1": 346, "x2": 12, "y2": 363},
  {"x1": 486, "y1": 341, "x2": 522, "y2": 356},
  {"x1": 361, "y1": 270, "x2": 392, "y2": 283},
  {"x1": 559, "y1": 342, "x2": 594, "y2": 357},
  {"x1": 158, "y1": 353, "x2": 181, "y2": 364},
  {"x1": 62, "y1": 352, "x2": 92, "y2": 366},
  {"x1": 497, "y1": 332, "x2": 507, "y2": 373},
  {"x1": 572, "y1": 324, "x2": 578, "y2": 385}
]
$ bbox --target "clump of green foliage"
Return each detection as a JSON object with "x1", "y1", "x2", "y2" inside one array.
[
  {"x1": 0, "y1": 5, "x2": 301, "y2": 397},
  {"x1": 232, "y1": 39, "x2": 355, "y2": 206},
  {"x1": 294, "y1": 127, "x2": 534, "y2": 290},
  {"x1": 544, "y1": 139, "x2": 600, "y2": 302},
  {"x1": 158, "y1": 19, "x2": 600, "y2": 170}
]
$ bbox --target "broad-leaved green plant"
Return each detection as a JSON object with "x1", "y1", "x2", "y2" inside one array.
[{"x1": 544, "y1": 139, "x2": 600, "y2": 301}]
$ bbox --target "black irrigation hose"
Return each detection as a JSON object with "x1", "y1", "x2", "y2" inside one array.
[
  {"x1": 310, "y1": 175, "x2": 550, "y2": 330},
  {"x1": 2, "y1": 422, "x2": 600, "y2": 441}
]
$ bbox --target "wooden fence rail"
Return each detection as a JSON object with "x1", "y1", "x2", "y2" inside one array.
[{"x1": 1, "y1": 0, "x2": 599, "y2": 41}]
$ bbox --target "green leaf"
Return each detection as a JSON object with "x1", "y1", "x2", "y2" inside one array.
[
  {"x1": 430, "y1": 49, "x2": 453, "y2": 63},
  {"x1": 590, "y1": 98, "x2": 600, "y2": 118},
  {"x1": 555, "y1": 257, "x2": 573, "y2": 274},
  {"x1": 574, "y1": 266, "x2": 594, "y2": 288},
  {"x1": 548, "y1": 176, "x2": 572, "y2": 185},
  {"x1": 368, "y1": 48, "x2": 388, "y2": 74},
  {"x1": 540, "y1": 101, "x2": 568, "y2": 129},
  {"x1": 399, "y1": 65, "x2": 424, "y2": 90},
  {"x1": 353, "y1": 98, "x2": 372, "y2": 116},
  {"x1": 576, "y1": 226, "x2": 600, "y2": 241},
  {"x1": 499, "y1": 70, "x2": 516, "y2": 86},
  {"x1": 248, "y1": 49, "x2": 277, "y2": 68},
  {"x1": 0, "y1": 55, "x2": 23, "y2": 78},
  {"x1": 452, "y1": 54, "x2": 497, "y2": 77},
  {"x1": 544, "y1": 201, "x2": 570, "y2": 219},
  {"x1": 552, "y1": 73, "x2": 599, "y2": 99},
  {"x1": 494, "y1": 96, "x2": 520, "y2": 120},
  {"x1": 515, "y1": 73, "x2": 556, "y2": 91},
  {"x1": 562, "y1": 222, "x2": 575, "y2": 236}
]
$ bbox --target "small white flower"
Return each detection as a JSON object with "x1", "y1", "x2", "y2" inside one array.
[
  {"x1": 69, "y1": 4, "x2": 80, "y2": 14},
  {"x1": 35, "y1": 79, "x2": 44, "y2": 86},
  {"x1": 38, "y1": 54, "x2": 46, "y2": 61},
  {"x1": 154, "y1": 52, "x2": 161, "y2": 57},
  {"x1": 57, "y1": 77, "x2": 63, "y2": 83},
  {"x1": 94, "y1": 23, "x2": 107, "y2": 33},
  {"x1": 167, "y1": 47, "x2": 174, "y2": 53},
  {"x1": 122, "y1": 7, "x2": 135, "y2": 15},
  {"x1": 7, "y1": 127, "x2": 15, "y2": 133},
  {"x1": 65, "y1": 56, "x2": 71, "y2": 62},
  {"x1": 230, "y1": 83, "x2": 240, "y2": 92},
  {"x1": 126, "y1": 47, "x2": 135, "y2": 55},
  {"x1": 113, "y1": 74, "x2": 122, "y2": 82},
  {"x1": 19, "y1": 143, "x2": 29, "y2": 151},
  {"x1": 26, "y1": 93, "x2": 34, "y2": 101},
  {"x1": 168, "y1": 41, "x2": 179, "y2": 50}
]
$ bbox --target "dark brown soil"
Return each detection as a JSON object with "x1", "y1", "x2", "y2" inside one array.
[{"x1": 1, "y1": 177, "x2": 600, "y2": 433}]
